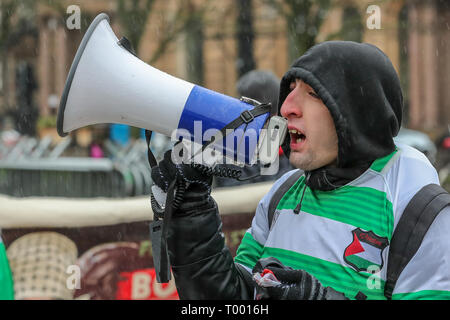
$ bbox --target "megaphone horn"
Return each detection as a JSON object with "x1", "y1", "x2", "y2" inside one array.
[{"x1": 57, "y1": 13, "x2": 286, "y2": 165}]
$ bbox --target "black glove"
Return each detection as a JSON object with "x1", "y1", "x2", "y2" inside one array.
[
  {"x1": 150, "y1": 148, "x2": 216, "y2": 219},
  {"x1": 150, "y1": 147, "x2": 215, "y2": 283},
  {"x1": 151, "y1": 149, "x2": 213, "y2": 194},
  {"x1": 253, "y1": 257, "x2": 348, "y2": 300}
]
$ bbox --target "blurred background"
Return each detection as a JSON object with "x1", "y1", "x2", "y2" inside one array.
[
  {"x1": 0, "y1": 0, "x2": 449, "y2": 300},
  {"x1": 0, "y1": 0, "x2": 449, "y2": 193}
]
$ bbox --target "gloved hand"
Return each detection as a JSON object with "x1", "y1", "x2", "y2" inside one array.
[
  {"x1": 150, "y1": 148, "x2": 215, "y2": 219},
  {"x1": 150, "y1": 147, "x2": 215, "y2": 283},
  {"x1": 151, "y1": 148, "x2": 213, "y2": 194},
  {"x1": 253, "y1": 257, "x2": 348, "y2": 300}
]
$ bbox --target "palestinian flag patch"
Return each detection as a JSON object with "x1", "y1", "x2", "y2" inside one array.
[{"x1": 344, "y1": 228, "x2": 389, "y2": 272}]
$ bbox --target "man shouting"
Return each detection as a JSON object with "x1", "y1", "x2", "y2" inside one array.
[{"x1": 151, "y1": 41, "x2": 450, "y2": 300}]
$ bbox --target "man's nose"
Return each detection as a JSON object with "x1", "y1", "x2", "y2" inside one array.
[{"x1": 280, "y1": 91, "x2": 302, "y2": 119}]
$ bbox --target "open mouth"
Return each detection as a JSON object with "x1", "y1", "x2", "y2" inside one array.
[{"x1": 289, "y1": 129, "x2": 306, "y2": 145}]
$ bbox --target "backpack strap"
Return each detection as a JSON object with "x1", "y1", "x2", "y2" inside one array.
[
  {"x1": 268, "y1": 169, "x2": 304, "y2": 229},
  {"x1": 384, "y1": 183, "x2": 450, "y2": 299}
]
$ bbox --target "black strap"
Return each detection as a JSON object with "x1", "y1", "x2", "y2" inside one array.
[
  {"x1": 268, "y1": 170, "x2": 304, "y2": 229},
  {"x1": 384, "y1": 183, "x2": 450, "y2": 299},
  {"x1": 200, "y1": 103, "x2": 272, "y2": 154},
  {"x1": 144, "y1": 130, "x2": 157, "y2": 168},
  {"x1": 150, "y1": 179, "x2": 178, "y2": 283},
  {"x1": 222, "y1": 104, "x2": 271, "y2": 134}
]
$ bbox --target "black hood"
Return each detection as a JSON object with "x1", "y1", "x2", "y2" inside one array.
[{"x1": 278, "y1": 41, "x2": 403, "y2": 169}]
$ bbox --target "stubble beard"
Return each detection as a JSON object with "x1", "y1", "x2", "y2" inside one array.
[
  {"x1": 289, "y1": 150, "x2": 316, "y2": 171},
  {"x1": 289, "y1": 148, "x2": 338, "y2": 172}
]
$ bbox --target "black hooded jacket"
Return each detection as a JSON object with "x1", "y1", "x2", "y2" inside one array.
[{"x1": 167, "y1": 41, "x2": 403, "y2": 299}]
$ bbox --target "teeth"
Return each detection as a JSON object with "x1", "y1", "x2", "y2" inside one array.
[{"x1": 289, "y1": 129, "x2": 305, "y2": 143}]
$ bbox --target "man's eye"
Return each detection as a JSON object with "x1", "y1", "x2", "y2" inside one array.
[{"x1": 309, "y1": 92, "x2": 320, "y2": 99}]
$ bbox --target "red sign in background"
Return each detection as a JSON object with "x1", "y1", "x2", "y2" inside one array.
[
  {"x1": 116, "y1": 268, "x2": 178, "y2": 300},
  {"x1": 3, "y1": 213, "x2": 253, "y2": 300}
]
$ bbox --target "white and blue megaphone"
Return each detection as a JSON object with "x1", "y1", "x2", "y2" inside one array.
[{"x1": 57, "y1": 13, "x2": 287, "y2": 167}]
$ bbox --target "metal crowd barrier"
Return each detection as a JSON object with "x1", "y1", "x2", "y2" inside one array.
[{"x1": 0, "y1": 136, "x2": 154, "y2": 198}]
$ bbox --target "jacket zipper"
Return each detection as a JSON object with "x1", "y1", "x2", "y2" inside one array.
[{"x1": 294, "y1": 172, "x2": 311, "y2": 214}]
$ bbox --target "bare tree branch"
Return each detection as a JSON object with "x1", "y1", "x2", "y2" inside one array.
[
  {"x1": 260, "y1": 0, "x2": 331, "y2": 57},
  {"x1": 117, "y1": 0, "x2": 156, "y2": 53},
  {"x1": 148, "y1": 0, "x2": 214, "y2": 65}
]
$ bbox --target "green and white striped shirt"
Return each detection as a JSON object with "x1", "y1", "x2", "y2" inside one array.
[{"x1": 235, "y1": 143, "x2": 450, "y2": 300}]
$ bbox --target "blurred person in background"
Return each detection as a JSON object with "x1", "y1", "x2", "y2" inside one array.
[{"x1": 0, "y1": 116, "x2": 20, "y2": 148}]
